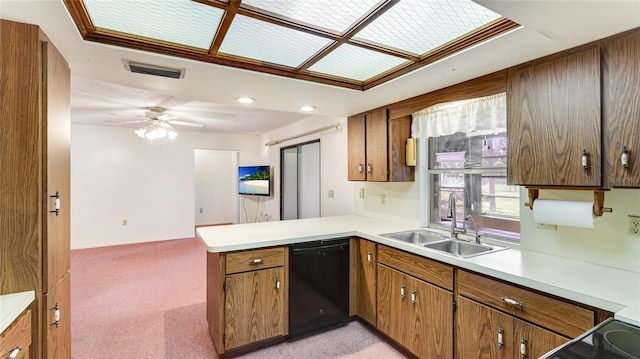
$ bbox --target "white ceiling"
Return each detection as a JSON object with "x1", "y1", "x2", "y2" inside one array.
[{"x1": 1, "y1": 0, "x2": 639, "y2": 135}]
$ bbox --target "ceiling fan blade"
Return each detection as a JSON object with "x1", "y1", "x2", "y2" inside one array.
[
  {"x1": 104, "y1": 119, "x2": 146, "y2": 124},
  {"x1": 168, "y1": 120, "x2": 204, "y2": 128}
]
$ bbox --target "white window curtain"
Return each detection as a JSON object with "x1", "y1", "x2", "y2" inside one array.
[{"x1": 411, "y1": 92, "x2": 506, "y2": 138}]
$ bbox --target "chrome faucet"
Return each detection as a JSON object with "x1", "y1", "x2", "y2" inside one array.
[
  {"x1": 447, "y1": 193, "x2": 466, "y2": 239},
  {"x1": 466, "y1": 214, "x2": 482, "y2": 244}
]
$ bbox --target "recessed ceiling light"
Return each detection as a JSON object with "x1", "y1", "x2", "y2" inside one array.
[
  {"x1": 300, "y1": 105, "x2": 316, "y2": 112},
  {"x1": 236, "y1": 97, "x2": 255, "y2": 104}
]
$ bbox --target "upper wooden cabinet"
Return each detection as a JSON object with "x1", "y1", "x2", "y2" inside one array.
[
  {"x1": 347, "y1": 108, "x2": 414, "y2": 182},
  {"x1": 602, "y1": 30, "x2": 640, "y2": 188},
  {"x1": 507, "y1": 46, "x2": 602, "y2": 186}
]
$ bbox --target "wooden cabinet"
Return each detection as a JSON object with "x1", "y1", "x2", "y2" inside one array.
[
  {"x1": 456, "y1": 270, "x2": 596, "y2": 359},
  {"x1": 207, "y1": 247, "x2": 288, "y2": 356},
  {"x1": 602, "y1": 30, "x2": 640, "y2": 187},
  {"x1": 0, "y1": 19, "x2": 71, "y2": 359},
  {"x1": 0, "y1": 309, "x2": 32, "y2": 359},
  {"x1": 507, "y1": 46, "x2": 602, "y2": 186},
  {"x1": 376, "y1": 245, "x2": 453, "y2": 358},
  {"x1": 349, "y1": 238, "x2": 377, "y2": 326},
  {"x1": 347, "y1": 109, "x2": 414, "y2": 182}
]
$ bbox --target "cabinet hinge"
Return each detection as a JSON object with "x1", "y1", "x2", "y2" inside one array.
[{"x1": 452, "y1": 300, "x2": 457, "y2": 312}]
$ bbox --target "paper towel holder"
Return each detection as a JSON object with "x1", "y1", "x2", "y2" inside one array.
[{"x1": 524, "y1": 187, "x2": 613, "y2": 217}]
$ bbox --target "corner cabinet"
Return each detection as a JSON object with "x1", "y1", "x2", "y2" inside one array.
[
  {"x1": 507, "y1": 46, "x2": 602, "y2": 186},
  {"x1": 602, "y1": 30, "x2": 640, "y2": 188},
  {"x1": 376, "y1": 246, "x2": 453, "y2": 358},
  {"x1": 0, "y1": 20, "x2": 71, "y2": 359},
  {"x1": 207, "y1": 247, "x2": 287, "y2": 356},
  {"x1": 347, "y1": 108, "x2": 414, "y2": 182},
  {"x1": 456, "y1": 270, "x2": 596, "y2": 359}
]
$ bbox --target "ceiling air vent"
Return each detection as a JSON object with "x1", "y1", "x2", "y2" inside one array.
[{"x1": 122, "y1": 60, "x2": 185, "y2": 79}]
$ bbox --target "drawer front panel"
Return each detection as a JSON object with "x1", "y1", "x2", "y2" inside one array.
[
  {"x1": 378, "y1": 245, "x2": 453, "y2": 290},
  {"x1": 226, "y1": 247, "x2": 285, "y2": 274},
  {"x1": 458, "y1": 270, "x2": 594, "y2": 337},
  {"x1": 0, "y1": 309, "x2": 31, "y2": 359}
]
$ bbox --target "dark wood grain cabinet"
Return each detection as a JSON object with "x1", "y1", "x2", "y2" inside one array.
[
  {"x1": 347, "y1": 109, "x2": 414, "y2": 182},
  {"x1": 507, "y1": 46, "x2": 602, "y2": 186},
  {"x1": 602, "y1": 30, "x2": 640, "y2": 188},
  {"x1": 350, "y1": 238, "x2": 377, "y2": 326},
  {"x1": 0, "y1": 19, "x2": 71, "y2": 359}
]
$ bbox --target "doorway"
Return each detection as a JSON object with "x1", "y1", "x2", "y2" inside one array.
[
  {"x1": 194, "y1": 149, "x2": 239, "y2": 226},
  {"x1": 280, "y1": 140, "x2": 320, "y2": 220}
]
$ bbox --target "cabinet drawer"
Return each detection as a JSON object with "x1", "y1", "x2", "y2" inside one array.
[
  {"x1": 226, "y1": 247, "x2": 285, "y2": 274},
  {"x1": 0, "y1": 309, "x2": 31, "y2": 359},
  {"x1": 378, "y1": 245, "x2": 453, "y2": 291},
  {"x1": 458, "y1": 270, "x2": 594, "y2": 337}
]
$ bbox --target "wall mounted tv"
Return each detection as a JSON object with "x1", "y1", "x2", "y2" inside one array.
[{"x1": 238, "y1": 165, "x2": 271, "y2": 196}]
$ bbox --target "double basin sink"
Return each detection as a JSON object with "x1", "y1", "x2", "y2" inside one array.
[{"x1": 379, "y1": 229, "x2": 507, "y2": 259}]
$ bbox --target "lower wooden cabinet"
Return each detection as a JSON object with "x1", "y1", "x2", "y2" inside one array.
[
  {"x1": 207, "y1": 247, "x2": 287, "y2": 356},
  {"x1": 377, "y1": 245, "x2": 454, "y2": 359},
  {"x1": 224, "y1": 267, "x2": 285, "y2": 350},
  {"x1": 0, "y1": 309, "x2": 32, "y2": 359},
  {"x1": 456, "y1": 296, "x2": 567, "y2": 359},
  {"x1": 44, "y1": 272, "x2": 71, "y2": 359},
  {"x1": 350, "y1": 238, "x2": 377, "y2": 326}
]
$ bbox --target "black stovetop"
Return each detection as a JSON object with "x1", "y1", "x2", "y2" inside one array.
[{"x1": 543, "y1": 318, "x2": 640, "y2": 359}]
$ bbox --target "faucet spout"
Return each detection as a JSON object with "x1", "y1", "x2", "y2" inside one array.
[{"x1": 447, "y1": 193, "x2": 465, "y2": 239}]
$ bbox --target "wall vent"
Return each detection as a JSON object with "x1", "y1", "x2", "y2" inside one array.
[{"x1": 122, "y1": 60, "x2": 185, "y2": 79}]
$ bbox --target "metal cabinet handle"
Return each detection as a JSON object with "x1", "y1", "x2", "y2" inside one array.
[
  {"x1": 411, "y1": 289, "x2": 417, "y2": 305},
  {"x1": 367, "y1": 163, "x2": 372, "y2": 174},
  {"x1": 520, "y1": 336, "x2": 527, "y2": 358},
  {"x1": 248, "y1": 258, "x2": 263, "y2": 265},
  {"x1": 498, "y1": 327, "x2": 504, "y2": 348},
  {"x1": 500, "y1": 296, "x2": 525, "y2": 308},
  {"x1": 622, "y1": 146, "x2": 629, "y2": 170},
  {"x1": 50, "y1": 303, "x2": 60, "y2": 327},
  {"x1": 275, "y1": 278, "x2": 280, "y2": 290},
  {"x1": 358, "y1": 163, "x2": 363, "y2": 174},
  {"x1": 400, "y1": 285, "x2": 406, "y2": 298},
  {"x1": 367, "y1": 252, "x2": 372, "y2": 263},
  {"x1": 582, "y1": 150, "x2": 588, "y2": 172},
  {"x1": 50, "y1": 191, "x2": 61, "y2": 216},
  {"x1": 8, "y1": 346, "x2": 22, "y2": 359}
]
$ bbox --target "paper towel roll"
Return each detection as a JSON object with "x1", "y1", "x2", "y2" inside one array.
[{"x1": 532, "y1": 199, "x2": 596, "y2": 228}]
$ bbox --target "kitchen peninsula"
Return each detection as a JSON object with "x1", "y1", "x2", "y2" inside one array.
[{"x1": 197, "y1": 215, "x2": 639, "y2": 358}]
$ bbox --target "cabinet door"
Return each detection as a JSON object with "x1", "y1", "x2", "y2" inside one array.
[
  {"x1": 508, "y1": 47, "x2": 601, "y2": 186},
  {"x1": 42, "y1": 39, "x2": 71, "y2": 291},
  {"x1": 224, "y1": 267, "x2": 284, "y2": 350},
  {"x1": 456, "y1": 296, "x2": 512, "y2": 359},
  {"x1": 347, "y1": 114, "x2": 367, "y2": 181},
  {"x1": 515, "y1": 319, "x2": 568, "y2": 359},
  {"x1": 603, "y1": 31, "x2": 640, "y2": 187},
  {"x1": 365, "y1": 109, "x2": 389, "y2": 181},
  {"x1": 355, "y1": 239, "x2": 377, "y2": 326},
  {"x1": 377, "y1": 265, "x2": 409, "y2": 345},
  {"x1": 409, "y1": 276, "x2": 453, "y2": 359},
  {"x1": 44, "y1": 272, "x2": 71, "y2": 359}
]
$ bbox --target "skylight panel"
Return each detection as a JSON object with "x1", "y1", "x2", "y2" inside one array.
[
  {"x1": 219, "y1": 14, "x2": 333, "y2": 68},
  {"x1": 353, "y1": 0, "x2": 501, "y2": 55},
  {"x1": 241, "y1": 0, "x2": 380, "y2": 33},
  {"x1": 308, "y1": 44, "x2": 408, "y2": 82},
  {"x1": 83, "y1": 0, "x2": 223, "y2": 50}
]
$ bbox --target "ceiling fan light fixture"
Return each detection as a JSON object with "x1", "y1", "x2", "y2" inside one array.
[{"x1": 135, "y1": 123, "x2": 177, "y2": 140}]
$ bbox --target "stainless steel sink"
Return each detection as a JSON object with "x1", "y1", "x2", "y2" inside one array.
[
  {"x1": 379, "y1": 229, "x2": 447, "y2": 245},
  {"x1": 423, "y1": 240, "x2": 506, "y2": 259}
]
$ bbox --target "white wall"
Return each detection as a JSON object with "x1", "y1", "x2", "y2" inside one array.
[
  {"x1": 194, "y1": 150, "x2": 238, "y2": 226},
  {"x1": 71, "y1": 124, "x2": 261, "y2": 249}
]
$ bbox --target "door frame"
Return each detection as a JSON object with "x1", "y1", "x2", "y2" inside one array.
[{"x1": 279, "y1": 139, "x2": 320, "y2": 220}]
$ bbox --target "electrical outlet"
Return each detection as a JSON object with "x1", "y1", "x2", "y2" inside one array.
[
  {"x1": 381, "y1": 194, "x2": 386, "y2": 204},
  {"x1": 122, "y1": 219, "x2": 127, "y2": 226},
  {"x1": 629, "y1": 215, "x2": 640, "y2": 236},
  {"x1": 359, "y1": 188, "x2": 365, "y2": 198},
  {"x1": 328, "y1": 190, "x2": 335, "y2": 198},
  {"x1": 199, "y1": 207, "x2": 203, "y2": 213}
]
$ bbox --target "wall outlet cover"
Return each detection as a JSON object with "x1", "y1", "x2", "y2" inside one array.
[
  {"x1": 328, "y1": 190, "x2": 335, "y2": 198},
  {"x1": 359, "y1": 188, "x2": 364, "y2": 198},
  {"x1": 629, "y1": 215, "x2": 640, "y2": 236}
]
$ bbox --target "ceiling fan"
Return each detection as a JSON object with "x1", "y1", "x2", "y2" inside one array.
[{"x1": 110, "y1": 106, "x2": 204, "y2": 140}]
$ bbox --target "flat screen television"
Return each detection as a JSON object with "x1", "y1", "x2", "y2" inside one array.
[{"x1": 238, "y1": 165, "x2": 271, "y2": 196}]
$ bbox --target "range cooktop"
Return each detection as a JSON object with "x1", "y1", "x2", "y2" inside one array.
[{"x1": 543, "y1": 318, "x2": 640, "y2": 359}]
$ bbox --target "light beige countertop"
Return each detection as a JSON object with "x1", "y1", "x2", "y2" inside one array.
[
  {"x1": 0, "y1": 291, "x2": 35, "y2": 334},
  {"x1": 197, "y1": 215, "x2": 640, "y2": 327}
]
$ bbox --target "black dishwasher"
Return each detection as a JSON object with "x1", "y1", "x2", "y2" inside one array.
[{"x1": 288, "y1": 238, "x2": 350, "y2": 339}]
